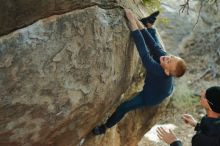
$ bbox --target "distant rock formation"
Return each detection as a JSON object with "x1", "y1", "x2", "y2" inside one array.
[
  {"x1": 0, "y1": 0, "x2": 169, "y2": 146},
  {"x1": 179, "y1": 0, "x2": 220, "y2": 89}
]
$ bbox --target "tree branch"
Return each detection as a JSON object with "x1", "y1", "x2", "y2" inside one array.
[
  {"x1": 192, "y1": 0, "x2": 204, "y2": 30},
  {"x1": 179, "y1": 0, "x2": 219, "y2": 29},
  {"x1": 179, "y1": 0, "x2": 190, "y2": 15}
]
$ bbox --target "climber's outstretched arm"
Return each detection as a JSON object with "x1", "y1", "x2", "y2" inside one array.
[
  {"x1": 140, "y1": 29, "x2": 166, "y2": 57},
  {"x1": 124, "y1": 9, "x2": 139, "y2": 31},
  {"x1": 125, "y1": 9, "x2": 166, "y2": 58},
  {"x1": 125, "y1": 9, "x2": 145, "y2": 30},
  {"x1": 125, "y1": 9, "x2": 164, "y2": 76}
]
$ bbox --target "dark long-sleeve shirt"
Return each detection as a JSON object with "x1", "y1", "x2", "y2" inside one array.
[
  {"x1": 171, "y1": 141, "x2": 182, "y2": 146},
  {"x1": 170, "y1": 116, "x2": 220, "y2": 146},
  {"x1": 131, "y1": 29, "x2": 173, "y2": 106}
]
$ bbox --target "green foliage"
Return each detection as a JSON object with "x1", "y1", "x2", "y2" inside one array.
[
  {"x1": 142, "y1": 0, "x2": 169, "y2": 25},
  {"x1": 172, "y1": 81, "x2": 200, "y2": 109},
  {"x1": 143, "y1": 0, "x2": 161, "y2": 11},
  {"x1": 157, "y1": 16, "x2": 169, "y2": 25}
]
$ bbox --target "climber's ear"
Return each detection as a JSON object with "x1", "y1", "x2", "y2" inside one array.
[{"x1": 164, "y1": 69, "x2": 170, "y2": 76}]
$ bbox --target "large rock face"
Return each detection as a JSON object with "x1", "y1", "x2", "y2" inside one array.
[
  {"x1": 0, "y1": 0, "x2": 169, "y2": 146},
  {"x1": 0, "y1": 0, "x2": 118, "y2": 36}
]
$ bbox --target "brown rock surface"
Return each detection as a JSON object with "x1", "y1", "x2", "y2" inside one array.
[
  {"x1": 0, "y1": 0, "x2": 117, "y2": 36},
  {"x1": 0, "y1": 1, "x2": 170, "y2": 146}
]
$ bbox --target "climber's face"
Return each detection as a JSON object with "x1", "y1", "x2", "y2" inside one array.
[{"x1": 160, "y1": 55, "x2": 182, "y2": 76}]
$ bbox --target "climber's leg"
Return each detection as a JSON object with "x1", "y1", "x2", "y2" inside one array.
[
  {"x1": 134, "y1": 12, "x2": 165, "y2": 50},
  {"x1": 92, "y1": 93, "x2": 145, "y2": 135},
  {"x1": 139, "y1": 11, "x2": 160, "y2": 28},
  {"x1": 147, "y1": 28, "x2": 165, "y2": 50},
  {"x1": 105, "y1": 93, "x2": 145, "y2": 128}
]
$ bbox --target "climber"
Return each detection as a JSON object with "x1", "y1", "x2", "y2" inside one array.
[
  {"x1": 157, "y1": 86, "x2": 220, "y2": 146},
  {"x1": 92, "y1": 9, "x2": 187, "y2": 135}
]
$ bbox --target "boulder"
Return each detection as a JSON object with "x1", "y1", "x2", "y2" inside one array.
[{"x1": 0, "y1": 1, "x2": 169, "y2": 146}]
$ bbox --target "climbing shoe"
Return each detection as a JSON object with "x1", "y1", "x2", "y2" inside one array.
[
  {"x1": 92, "y1": 124, "x2": 106, "y2": 135},
  {"x1": 140, "y1": 10, "x2": 160, "y2": 25}
]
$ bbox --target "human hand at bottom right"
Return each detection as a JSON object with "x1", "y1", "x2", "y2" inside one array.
[
  {"x1": 182, "y1": 114, "x2": 197, "y2": 127},
  {"x1": 157, "y1": 127, "x2": 178, "y2": 145}
]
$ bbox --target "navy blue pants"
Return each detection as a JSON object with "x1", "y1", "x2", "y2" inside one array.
[
  {"x1": 105, "y1": 28, "x2": 162, "y2": 128},
  {"x1": 106, "y1": 93, "x2": 145, "y2": 128}
]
